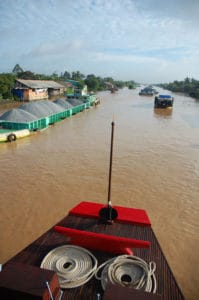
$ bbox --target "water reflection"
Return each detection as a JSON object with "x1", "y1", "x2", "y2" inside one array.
[
  {"x1": 153, "y1": 108, "x2": 173, "y2": 118},
  {"x1": 0, "y1": 133, "x2": 33, "y2": 154}
]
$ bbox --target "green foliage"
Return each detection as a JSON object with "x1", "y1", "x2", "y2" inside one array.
[
  {"x1": 71, "y1": 71, "x2": 85, "y2": 81},
  {"x1": 66, "y1": 87, "x2": 74, "y2": 94},
  {"x1": 85, "y1": 75, "x2": 100, "y2": 91},
  {"x1": 18, "y1": 71, "x2": 37, "y2": 79},
  {"x1": 125, "y1": 80, "x2": 137, "y2": 89},
  {"x1": 0, "y1": 73, "x2": 16, "y2": 100},
  {"x1": 2, "y1": 64, "x2": 198, "y2": 101},
  {"x1": 0, "y1": 64, "x2": 140, "y2": 101},
  {"x1": 114, "y1": 81, "x2": 125, "y2": 89},
  {"x1": 159, "y1": 78, "x2": 199, "y2": 99},
  {"x1": 60, "y1": 71, "x2": 71, "y2": 80},
  {"x1": 77, "y1": 80, "x2": 85, "y2": 89}
]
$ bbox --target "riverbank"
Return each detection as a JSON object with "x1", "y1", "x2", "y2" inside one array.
[{"x1": 0, "y1": 100, "x2": 21, "y2": 114}]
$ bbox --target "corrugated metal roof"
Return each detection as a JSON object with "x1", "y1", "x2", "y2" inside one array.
[
  {"x1": 16, "y1": 79, "x2": 65, "y2": 89},
  {"x1": 57, "y1": 81, "x2": 73, "y2": 88}
]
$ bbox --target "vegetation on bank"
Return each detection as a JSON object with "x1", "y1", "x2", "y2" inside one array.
[
  {"x1": 0, "y1": 64, "x2": 137, "y2": 102},
  {"x1": 1, "y1": 65, "x2": 199, "y2": 102},
  {"x1": 158, "y1": 77, "x2": 199, "y2": 99}
]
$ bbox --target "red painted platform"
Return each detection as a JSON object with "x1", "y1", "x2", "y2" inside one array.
[
  {"x1": 69, "y1": 201, "x2": 151, "y2": 226},
  {"x1": 54, "y1": 226, "x2": 150, "y2": 255}
]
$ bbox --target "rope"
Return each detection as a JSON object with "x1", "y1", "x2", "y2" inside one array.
[
  {"x1": 40, "y1": 245, "x2": 98, "y2": 288},
  {"x1": 95, "y1": 255, "x2": 157, "y2": 293}
]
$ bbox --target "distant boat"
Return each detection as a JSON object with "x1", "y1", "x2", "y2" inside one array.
[
  {"x1": 154, "y1": 94, "x2": 174, "y2": 108},
  {"x1": 139, "y1": 86, "x2": 158, "y2": 96}
]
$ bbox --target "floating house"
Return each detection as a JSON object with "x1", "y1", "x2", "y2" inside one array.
[
  {"x1": 13, "y1": 79, "x2": 65, "y2": 101},
  {"x1": 65, "y1": 80, "x2": 88, "y2": 98}
]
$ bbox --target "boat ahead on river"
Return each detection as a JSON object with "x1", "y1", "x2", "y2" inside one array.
[
  {"x1": 139, "y1": 86, "x2": 158, "y2": 96},
  {"x1": 154, "y1": 94, "x2": 174, "y2": 108},
  {"x1": 0, "y1": 122, "x2": 184, "y2": 300}
]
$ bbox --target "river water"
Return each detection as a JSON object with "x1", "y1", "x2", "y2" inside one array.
[{"x1": 0, "y1": 88, "x2": 199, "y2": 299}]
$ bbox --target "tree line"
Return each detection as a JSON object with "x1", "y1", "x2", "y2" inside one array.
[
  {"x1": 0, "y1": 64, "x2": 137, "y2": 101},
  {"x1": 1, "y1": 65, "x2": 198, "y2": 101},
  {"x1": 158, "y1": 77, "x2": 199, "y2": 99}
]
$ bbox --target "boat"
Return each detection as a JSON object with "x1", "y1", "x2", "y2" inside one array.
[
  {"x1": 154, "y1": 95, "x2": 174, "y2": 108},
  {"x1": 0, "y1": 122, "x2": 185, "y2": 300},
  {"x1": 139, "y1": 86, "x2": 158, "y2": 96},
  {"x1": 0, "y1": 129, "x2": 30, "y2": 143}
]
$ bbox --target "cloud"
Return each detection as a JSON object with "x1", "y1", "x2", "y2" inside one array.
[
  {"x1": 27, "y1": 40, "x2": 85, "y2": 57},
  {"x1": 0, "y1": 0, "x2": 199, "y2": 82},
  {"x1": 134, "y1": 0, "x2": 199, "y2": 26}
]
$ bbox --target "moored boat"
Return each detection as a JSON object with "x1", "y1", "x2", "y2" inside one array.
[
  {"x1": 154, "y1": 94, "x2": 174, "y2": 108},
  {"x1": 0, "y1": 129, "x2": 30, "y2": 143}
]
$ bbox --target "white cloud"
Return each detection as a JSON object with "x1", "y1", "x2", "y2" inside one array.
[{"x1": 0, "y1": 0, "x2": 199, "y2": 82}]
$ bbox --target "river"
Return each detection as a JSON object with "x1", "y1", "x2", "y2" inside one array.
[{"x1": 0, "y1": 87, "x2": 198, "y2": 299}]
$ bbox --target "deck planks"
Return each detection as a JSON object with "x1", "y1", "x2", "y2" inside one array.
[{"x1": 3, "y1": 214, "x2": 185, "y2": 300}]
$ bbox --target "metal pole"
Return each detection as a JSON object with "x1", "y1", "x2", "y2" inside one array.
[
  {"x1": 99, "y1": 120, "x2": 118, "y2": 223},
  {"x1": 107, "y1": 121, "x2": 114, "y2": 207}
]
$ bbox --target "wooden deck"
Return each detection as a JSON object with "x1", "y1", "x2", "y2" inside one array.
[{"x1": 1, "y1": 212, "x2": 185, "y2": 300}]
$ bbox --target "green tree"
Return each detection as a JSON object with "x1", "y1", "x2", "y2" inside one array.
[
  {"x1": 18, "y1": 71, "x2": 36, "y2": 79},
  {"x1": 0, "y1": 73, "x2": 16, "y2": 100},
  {"x1": 63, "y1": 71, "x2": 71, "y2": 79},
  {"x1": 71, "y1": 71, "x2": 85, "y2": 81},
  {"x1": 85, "y1": 75, "x2": 99, "y2": 91},
  {"x1": 159, "y1": 77, "x2": 199, "y2": 99}
]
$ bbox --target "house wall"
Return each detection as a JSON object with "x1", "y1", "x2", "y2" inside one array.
[
  {"x1": 48, "y1": 88, "x2": 64, "y2": 97},
  {"x1": 82, "y1": 85, "x2": 88, "y2": 95},
  {"x1": 14, "y1": 80, "x2": 64, "y2": 101},
  {"x1": 23, "y1": 89, "x2": 48, "y2": 101}
]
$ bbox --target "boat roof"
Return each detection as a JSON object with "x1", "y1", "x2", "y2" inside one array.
[{"x1": 158, "y1": 94, "x2": 173, "y2": 99}]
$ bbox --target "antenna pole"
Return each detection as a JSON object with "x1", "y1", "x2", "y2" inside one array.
[
  {"x1": 98, "y1": 120, "x2": 118, "y2": 223},
  {"x1": 108, "y1": 121, "x2": 114, "y2": 206}
]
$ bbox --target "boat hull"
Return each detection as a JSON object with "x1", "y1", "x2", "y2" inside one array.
[
  {"x1": 154, "y1": 95, "x2": 174, "y2": 108},
  {"x1": 0, "y1": 129, "x2": 30, "y2": 143}
]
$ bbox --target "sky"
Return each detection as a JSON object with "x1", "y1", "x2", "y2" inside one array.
[{"x1": 0, "y1": 0, "x2": 199, "y2": 83}]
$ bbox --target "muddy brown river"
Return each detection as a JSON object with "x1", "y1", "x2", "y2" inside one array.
[{"x1": 0, "y1": 88, "x2": 198, "y2": 299}]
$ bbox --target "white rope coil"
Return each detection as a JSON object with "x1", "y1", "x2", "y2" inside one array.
[
  {"x1": 40, "y1": 245, "x2": 98, "y2": 288},
  {"x1": 95, "y1": 255, "x2": 157, "y2": 293}
]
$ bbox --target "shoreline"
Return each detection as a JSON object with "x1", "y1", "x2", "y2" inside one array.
[{"x1": 0, "y1": 101, "x2": 21, "y2": 115}]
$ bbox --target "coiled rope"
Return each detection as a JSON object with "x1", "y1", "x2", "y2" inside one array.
[
  {"x1": 40, "y1": 245, "x2": 98, "y2": 288},
  {"x1": 95, "y1": 255, "x2": 157, "y2": 293}
]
